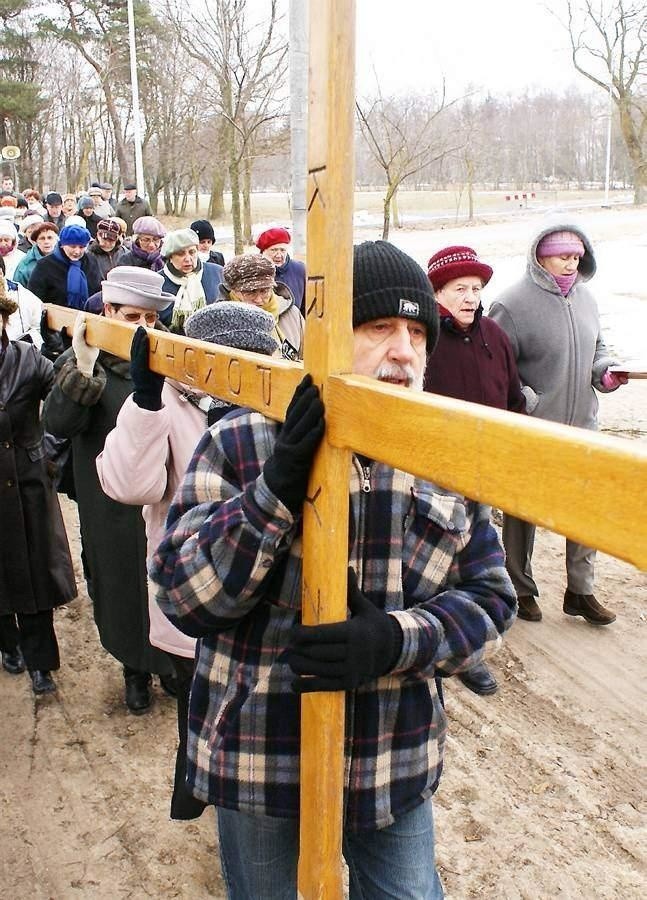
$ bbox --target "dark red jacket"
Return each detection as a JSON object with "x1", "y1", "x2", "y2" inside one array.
[{"x1": 424, "y1": 307, "x2": 526, "y2": 413}]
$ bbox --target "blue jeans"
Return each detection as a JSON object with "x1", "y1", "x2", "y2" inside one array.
[{"x1": 217, "y1": 799, "x2": 444, "y2": 899}]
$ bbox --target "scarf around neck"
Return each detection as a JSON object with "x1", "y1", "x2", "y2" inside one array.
[
  {"x1": 258, "y1": 291, "x2": 286, "y2": 347},
  {"x1": 53, "y1": 245, "x2": 88, "y2": 309},
  {"x1": 132, "y1": 240, "x2": 164, "y2": 272},
  {"x1": 163, "y1": 259, "x2": 206, "y2": 332},
  {"x1": 552, "y1": 272, "x2": 578, "y2": 297}
]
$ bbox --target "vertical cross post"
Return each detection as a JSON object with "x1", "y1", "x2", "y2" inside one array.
[{"x1": 298, "y1": 0, "x2": 356, "y2": 896}]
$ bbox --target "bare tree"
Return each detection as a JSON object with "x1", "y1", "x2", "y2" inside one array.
[
  {"x1": 356, "y1": 86, "x2": 460, "y2": 239},
  {"x1": 565, "y1": 0, "x2": 647, "y2": 203},
  {"x1": 40, "y1": 0, "x2": 162, "y2": 183},
  {"x1": 166, "y1": 0, "x2": 288, "y2": 252}
]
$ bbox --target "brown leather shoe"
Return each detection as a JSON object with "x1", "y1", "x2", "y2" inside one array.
[
  {"x1": 563, "y1": 590, "x2": 616, "y2": 625},
  {"x1": 517, "y1": 595, "x2": 542, "y2": 622}
]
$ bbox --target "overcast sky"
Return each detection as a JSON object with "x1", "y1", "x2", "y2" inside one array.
[{"x1": 354, "y1": 0, "x2": 582, "y2": 97}]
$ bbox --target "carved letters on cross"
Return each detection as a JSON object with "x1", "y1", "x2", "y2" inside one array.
[
  {"x1": 307, "y1": 276, "x2": 325, "y2": 319},
  {"x1": 147, "y1": 334, "x2": 276, "y2": 406}
]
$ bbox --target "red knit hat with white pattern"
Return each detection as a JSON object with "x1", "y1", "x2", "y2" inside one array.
[{"x1": 427, "y1": 246, "x2": 493, "y2": 291}]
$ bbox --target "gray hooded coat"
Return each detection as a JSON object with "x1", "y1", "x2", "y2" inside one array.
[{"x1": 488, "y1": 218, "x2": 617, "y2": 431}]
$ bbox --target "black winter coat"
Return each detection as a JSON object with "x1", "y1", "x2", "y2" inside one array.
[
  {"x1": 78, "y1": 211, "x2": 103, "y2": 238},
  {"x1": 0, "y1": 340, "x2": 76, "y2": 614},
  {"x1": 86, "y1": 241, "x2": 128, "y2": 280},
  {"x1": 41, "y1": 349, "x2": 172, "y2": 675},
  {"x1": 27, "y1": 250, "x2": 102, "y2": 306}
]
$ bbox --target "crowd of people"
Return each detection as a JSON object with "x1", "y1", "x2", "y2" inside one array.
[{"x1": 0, "y1": 169, "x2": 630, "y2": 898}]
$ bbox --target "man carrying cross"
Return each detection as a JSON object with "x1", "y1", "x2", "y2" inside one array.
[{"x1": 150, "y1": 241, "x2": 517, "y2": 899}]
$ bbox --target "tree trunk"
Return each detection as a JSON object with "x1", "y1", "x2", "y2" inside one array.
[
  {"x1": 96, "y1": 74, "x2": 130, "y2": 181},
  {"x1": 242, "y1": 157, "x2": 253, "y2": 245},
  {"x1": 75, "y1": 130, "x2": 92, "y2": 193},
  {"x1": 230, "y1": 154, "x2": 243, "y2": 254},
  {"x1": 381, "y1": 184, "x2": 394, "y2": 241},
  {"x1": 390, "y1": 191, "x2": 401, "y2": 229},
  {"x1": 220, "y1": 78, "x2": 243, "y2": 252},
  {"x1": 208, "y1": 167, "x2": 226, "y2": 219},
  {"x1": 466, "y1": 157, "x2": 475, "y2": 221},
  {"x1": 617, "y1": 99, "x2": 647, "y2": 203}
]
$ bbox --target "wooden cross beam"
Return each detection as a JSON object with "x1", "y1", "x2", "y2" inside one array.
[
  {"x1": 42, "y1": 305, "x2": 647, "y2": 574},
  {"x1": 44, "y1": 2, "x2": 647, "y2": 895}
]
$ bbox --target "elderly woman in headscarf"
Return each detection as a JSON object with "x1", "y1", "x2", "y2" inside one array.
[
  {"x1": 218, "y1": 253, "x2": 304, "y2": 359},
  {"x1": 86, "y1": 218, "x2": 128, "y2": 279},
  {"x1": 160, "y1": 228, "x2": 223, "y2": 333},
  {"x1": 0, "y1": 270, "x2": 77, "y2": 695}
]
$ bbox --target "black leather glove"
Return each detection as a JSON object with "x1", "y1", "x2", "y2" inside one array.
[
  {"x1": 130, "y1": 326, "x2": 165, "y2": 410},
  {"x1": 40, "y1": 308, "x2": 65, "y2": 362},
  {"x1": 288, "y1": 568, "x2": 403, "y2": 692},
  {"x1": 263, "y1": 374, "x2": 325, "y2": 513}
]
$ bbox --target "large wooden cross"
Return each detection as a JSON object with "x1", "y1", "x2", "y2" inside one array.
[{"x1": 46, "y1": 1, "x2": 647, "y2": 896}]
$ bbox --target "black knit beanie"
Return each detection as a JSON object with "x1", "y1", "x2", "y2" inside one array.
[
  {"x1": 190, "y1": 219, "x2": 216, "y2": 243},
  {"x1": 353, "y1": 241, "x2": 439, "y2": 351}
]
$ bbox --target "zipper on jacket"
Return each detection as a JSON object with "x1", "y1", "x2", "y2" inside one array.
[{"x1": 361, "y1": 465, "x2": 371, "y2": 493}]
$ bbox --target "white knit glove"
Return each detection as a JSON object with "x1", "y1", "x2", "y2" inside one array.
[{"x1": 72, "y1": 314, "x2": 99, "y2": 377}]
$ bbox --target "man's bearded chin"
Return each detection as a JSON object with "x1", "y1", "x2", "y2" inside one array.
[{"x1": 375, "y1": 363, "x2": 424, "y2": 392}]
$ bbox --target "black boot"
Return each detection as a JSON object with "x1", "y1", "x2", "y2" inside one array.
[
  {"x1": 30, "y1": 670, "x2": 56, "y2": 694},
  {"x1": 458, "y1": 662, "x2": 498, "y2": 696},
  {"x1": 2, "y1": 647, "x2": 26, "y2": 675},
  {"x1": 124, "y1": 669, "x2": 152, "y2": 714},
  {"x1": 159, "y1": 672, "x2": 178, "y2": 698}
]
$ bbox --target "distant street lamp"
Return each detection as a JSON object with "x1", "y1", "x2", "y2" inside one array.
[{"x1": 127, "y1": 0, "x2": 145, "y2": 197}]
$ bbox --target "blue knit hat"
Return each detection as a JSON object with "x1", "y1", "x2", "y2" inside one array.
[{"x1": 59, "y1": 224, "x2": 92, "y2": 247}]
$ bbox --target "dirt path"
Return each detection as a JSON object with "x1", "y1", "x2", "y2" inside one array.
[{"x1": 1, "y1": 369, "x2": 645, "y2": 900}]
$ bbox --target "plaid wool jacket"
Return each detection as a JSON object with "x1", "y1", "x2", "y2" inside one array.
[{"x1": 150, "y1": 409, "x2": 517, "y2": 831}]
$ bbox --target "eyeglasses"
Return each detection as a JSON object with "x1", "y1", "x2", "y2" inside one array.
[
  {"x1": 137, "y1": 235, "x2": 161, "y2": 246},
  {"x1": 238, "y1": 287, "x2": 273, "y2": 300},
  {"x1": 119, "y1": 310, "x2": 158, "y2": 325}
]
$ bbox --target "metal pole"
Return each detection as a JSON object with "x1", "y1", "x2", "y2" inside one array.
[
  {"x1": 127, "y1": 0, "x2": 145, "y2": 197},
  {"x1": 289, "y1": 0, "x2": 308, "y2": 257},
  {"x1": 604, "y1": 81, "x2": 612, "y2": 205}
]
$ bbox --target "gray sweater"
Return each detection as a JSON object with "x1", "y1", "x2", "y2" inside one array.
[{"x1": 488, "y1": 218, "x2": 616, "y2": 431}]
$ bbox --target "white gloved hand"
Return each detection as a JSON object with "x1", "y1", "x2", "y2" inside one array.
[{"x1": 72, "y1": 314, "x2": 99, "y2": 377}]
